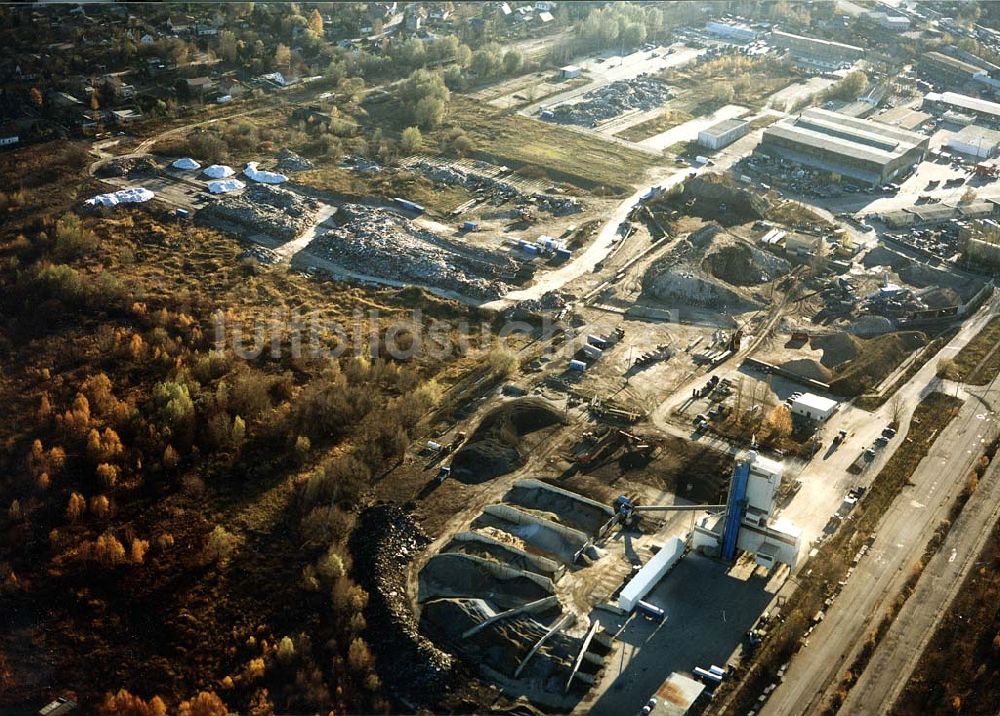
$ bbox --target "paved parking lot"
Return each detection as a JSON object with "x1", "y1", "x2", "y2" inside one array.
[{"x1": 588, "y1": 553, "x2": 780, "y2": 716}]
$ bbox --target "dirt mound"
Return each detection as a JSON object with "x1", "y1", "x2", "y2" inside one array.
[
  {"x1": 665, "y1": 173, "x2": 770, "y2": 226},
  {"x1": 503, "y1": 480, "x2": 614, "y2": 536},
  {"x1": 95, "y1": 155, "x2": 159, "y2": 179},
  {"x1": 810, "y1": 333, "x2": 861, "y2": 369},
  {"x1": 920, "y1": 287, "x2": 961, "y2": 309},
  {"x1": 703, "y1": 242, "x2": 791, "y2": 286},
  {"x1": 829, "y1": 331, "x2": 927, "y2": 397},
  {"x1": 418, "y1": 553, "x2": 555, "y2": 610},
  {"x1": 780, "y1": 358, "x2": 832, "y2": 382},
  {"x1": 451, "y1": 399, "x2": 565, "y2": 483},
  {"x1": 862, "y1": 246, "x2": 913, "y2": 271}
]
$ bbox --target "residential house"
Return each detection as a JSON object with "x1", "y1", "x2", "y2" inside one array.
[
  {"x1": 218, "y1": 77, "x2": 247, "y2": 98},
  {"x1": 111, "y1": 108, "x2": 143, "y2": 126},
  {"x1": 139, "y1": 33, "x2": 156, "y2": 45},
  {"x1": 167, "y1": 14, "x2": 193, "y2": 34},
  {"x1": 184, "y1": 76, "x2": 217, "y2": 97},
  {"x1": 429, "y1": 8, "x2": 451, "y2": 22},
  {"x1": 535, "y1": 1, "x2": 557, "y2": 11},
  {"x1": 538, "y1": 11, "x2": 554, "y2": 23},
  {"x1": 196, "y1": 23, "x2": 219, "y2": 37}
]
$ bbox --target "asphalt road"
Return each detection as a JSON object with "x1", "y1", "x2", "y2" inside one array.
[
  {"x1": 759, "y1": 302, "x2": 1000, "y2": 716},
  {"x1": 838, "y1": 450, "x2": 1000, "y2": 715}
]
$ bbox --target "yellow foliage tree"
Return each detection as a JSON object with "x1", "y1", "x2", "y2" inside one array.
[
  {"x1": 177, "y1": 691, "x2": 227, "y2": 716},
  {"x1": 97, "y1": 688, "x2": 168, "y2": 716},
  {"x1": 66, "y1": 492, "x2": 86, "y2": 522}
]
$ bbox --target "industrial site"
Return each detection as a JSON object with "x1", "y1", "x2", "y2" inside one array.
[{"x1": 3, "y1": 2, "x2": 1000, "y2": 716}]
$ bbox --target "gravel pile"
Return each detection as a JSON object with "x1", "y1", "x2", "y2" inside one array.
[
  {"x1": 309, "y1": 204, "x2": 516, "y2": 300},
  {"x1": 199, "y1": 184, "x2": 316, "y2": 240},
  {"x1": 276, "y1": 148, "x2": 314, "y2": 172},
  {"x1": 541, "y1": 77, "x2": 672, "y2": 127},
  {"x1": 238, "y1": 245, "x2": 279, "y2": 265},
  {"x1": 349, "y1": 505, "x2": 454, "y2": 707}
]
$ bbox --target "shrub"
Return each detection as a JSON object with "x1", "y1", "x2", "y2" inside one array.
[{"x1": 202, "y1": 525, "x2": 239, "y2": 564}]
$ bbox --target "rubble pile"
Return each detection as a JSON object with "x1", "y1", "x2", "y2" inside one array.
[
  {"x1": 238, "y1": 245, "x2": 279, "y2": 265},
  {"x1": 409, "y1": 160, "x2": 582, "y2": 215},
  {"x1": 309, "y1": 204, "x2": 517, "y2": 300},
  {"x1": 349, "y1": 505, "x2": 453, "y2": 707},
  {"x1": 198, "y1": 184, "x2": 316, "y2": 239},
  {"x1": 342, "y1": 155, "x2": 382, "y2": 173},
  {"x1": 276, "y1": 148, "x2": 314, "y2": 172},
  {"x1": 95, "y1": 156, "x2": 159, "y2": 178},
  {"x1": 540, "y1": 77, "x2": 672, "y2": 127}
]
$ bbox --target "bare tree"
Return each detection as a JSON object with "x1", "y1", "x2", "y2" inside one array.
[{"x1": 889, "y1": 394, "x2": 904, "y2": 427}]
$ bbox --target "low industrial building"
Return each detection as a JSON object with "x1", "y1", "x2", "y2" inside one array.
[
  {"x1": 697, "y1": 118, "x2": 751, "y2": 150},
  {"x1": 790, "y1": 393, "x2": 837, "y2": 422},
  {"x1": 918, "y1": 51, "x2": 981, "y2": 88},
  {"x1": 760, "y1": 107, "x2": 930, "y2": 185},
  {"x1": 864, "y1": 11, "x2": 910, "y2": 31},
  {"x1": 560, "y1": 65, "x2": 581, "y2": 80},
  {"x1": 923, "y1": 91, "x2": 1000, "y2": 127},
  {"x1": 963, "y1": 219, "x2": 1000, "y2": 266},
  {"x1": 945, "y1": 124, "x2": 1000, "y2": 158},
  {"x1": 705, "y1": 20, "x2": 759, "y2": 43},
  {"x1": 873, "y1": 106, "x2": 933, "y2": 131},
  {"x1": 770, "y1": 30, "x2": 864, "y2": 68}
]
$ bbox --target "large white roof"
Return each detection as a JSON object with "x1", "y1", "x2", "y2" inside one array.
[{"x1": 791, "y1": 393, "x2": 838, "y2": 412}]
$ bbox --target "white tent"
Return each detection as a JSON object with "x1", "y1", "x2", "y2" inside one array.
[
  {"x1": 207, "y1": 178, "x2": 246, "y2": 194},
  {"x1": 243, "y1": 161, "x2": 288, "y2": 184},
  {"x1": 204, "y1": 164, "x2": 235, "y2": 179},
  {"x1": 172, "y1": 157, "x2": 200, "y2": 170},
  {"x1": 85, "y1": 187, "x2": 155, "y2": 207}
]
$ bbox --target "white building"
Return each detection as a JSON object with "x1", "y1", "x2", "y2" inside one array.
[
  {"x1": 790, "y1": 393, "x2": 838, "y2": 422},
  {"x1": 946, "y1": 124, "x2": 1000, "y2": 158},
  {"x1": 560, "y1": 64, "x2": 582, "y2": 79},
  {"x1": 698, "y1": 118, "x2": 751, "y2": 150}
]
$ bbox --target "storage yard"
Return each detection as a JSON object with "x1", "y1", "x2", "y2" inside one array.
[{"x1": 65, "y1": 11, "x2": 1000, "y2": 715}]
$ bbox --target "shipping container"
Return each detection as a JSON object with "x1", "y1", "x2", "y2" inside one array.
[
  {"x1": 587, "y1": 334, "x2": 609, "y2": 349},
  {"x1": 582, "y1": 344, "x2": 604, "y2": 360},
  {"x1": 568, "y1": 359, "x2": 587, "y2": 371}
]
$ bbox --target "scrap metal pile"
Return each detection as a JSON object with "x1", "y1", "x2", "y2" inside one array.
[
  {"x1": 409, "y1": 160, "x2": 582, "y2": 215},
  {"x1": 540, "y1": 77, "x2": 672, "y2": 127},
  {"x1": 198, "y1": 184, "x2": 316, "y2": 240},
  {"x1": 308, "y1": 204, "x2": 518, "y2": 300}
]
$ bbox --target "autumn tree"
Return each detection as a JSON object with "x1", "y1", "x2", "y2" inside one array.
[
  {"x1": 130, "y1": 538, "x2": 150, "y2": 564},
  {"x1": 274, "y1": 43, "x2": 291, "y2": 71},
  {"x1": 89, "y1": 532, "x2": 127, "y2": 566},
  {"x1": 202, "y1": 525, "x2": 239, "y2": 564},
  {"x1": 400, "y1": 126, "x2": 422, "y2": 153},
  {"x1": 308, "y1": 8, "x2": 324, "y2": 34},
  {"x1": 177, "y1": 691, "x2": 228, "y2": 716},
  {"x1": 66, "y1": 492, "x2": 86, "y2": 522},
  {"x1": 98, "y1": 689, "x2": 167, "y2": 716},
  {"x1": 219, "y1": 30, "x2": 238, "y2": 63}
]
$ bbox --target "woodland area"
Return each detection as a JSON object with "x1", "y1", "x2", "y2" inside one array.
[{"x1": 0, "y1": 141, "x2": 488, "y2": 714}]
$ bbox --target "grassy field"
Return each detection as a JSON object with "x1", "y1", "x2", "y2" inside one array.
[
  {"x1": 892, "y1": 517, "x2": 1000, "y2": 715},
  {"x1": 614, "y1": 109, "x2": 693, "y2": 143},
  {"x1": 662, "y1": 55, "x2": 803, "y2": 114},
  {"x1": 714, "y1": 392, "x2": 964, "y2": 715},
  {"x1": 939, "y1": 315, "x2": 1000, "y2": 385},
  {"x1": 440, "y1": 97, "x2": 657, "y2": 195}
]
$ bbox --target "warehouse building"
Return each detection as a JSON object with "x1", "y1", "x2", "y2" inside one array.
[
  {"x1": 697, "y1": 118, "x2": 751, "y2": 150},
  {"x1": 923, "y1": 91, "x2": 1000, "y2": 127},
  {"x1": 760, "y1": 107, "x2": 930, "y2": 185},
  {"x1": 705, "y1": 20, "x2": 759, "y2": 43},
  {"x1": 946, "y1": 124, "x2": 1000, "y2": 158},
  {"x1": 770, "y1": 30, "x2": 864, "y2": 68},
  {"x1": 917, "y1": 51, "x2": 982, "y2": 88}
]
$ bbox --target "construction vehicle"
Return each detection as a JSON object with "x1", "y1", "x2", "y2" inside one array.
[{"x1": 434, "y1": 465, "x2": 451, "y2": 484}]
